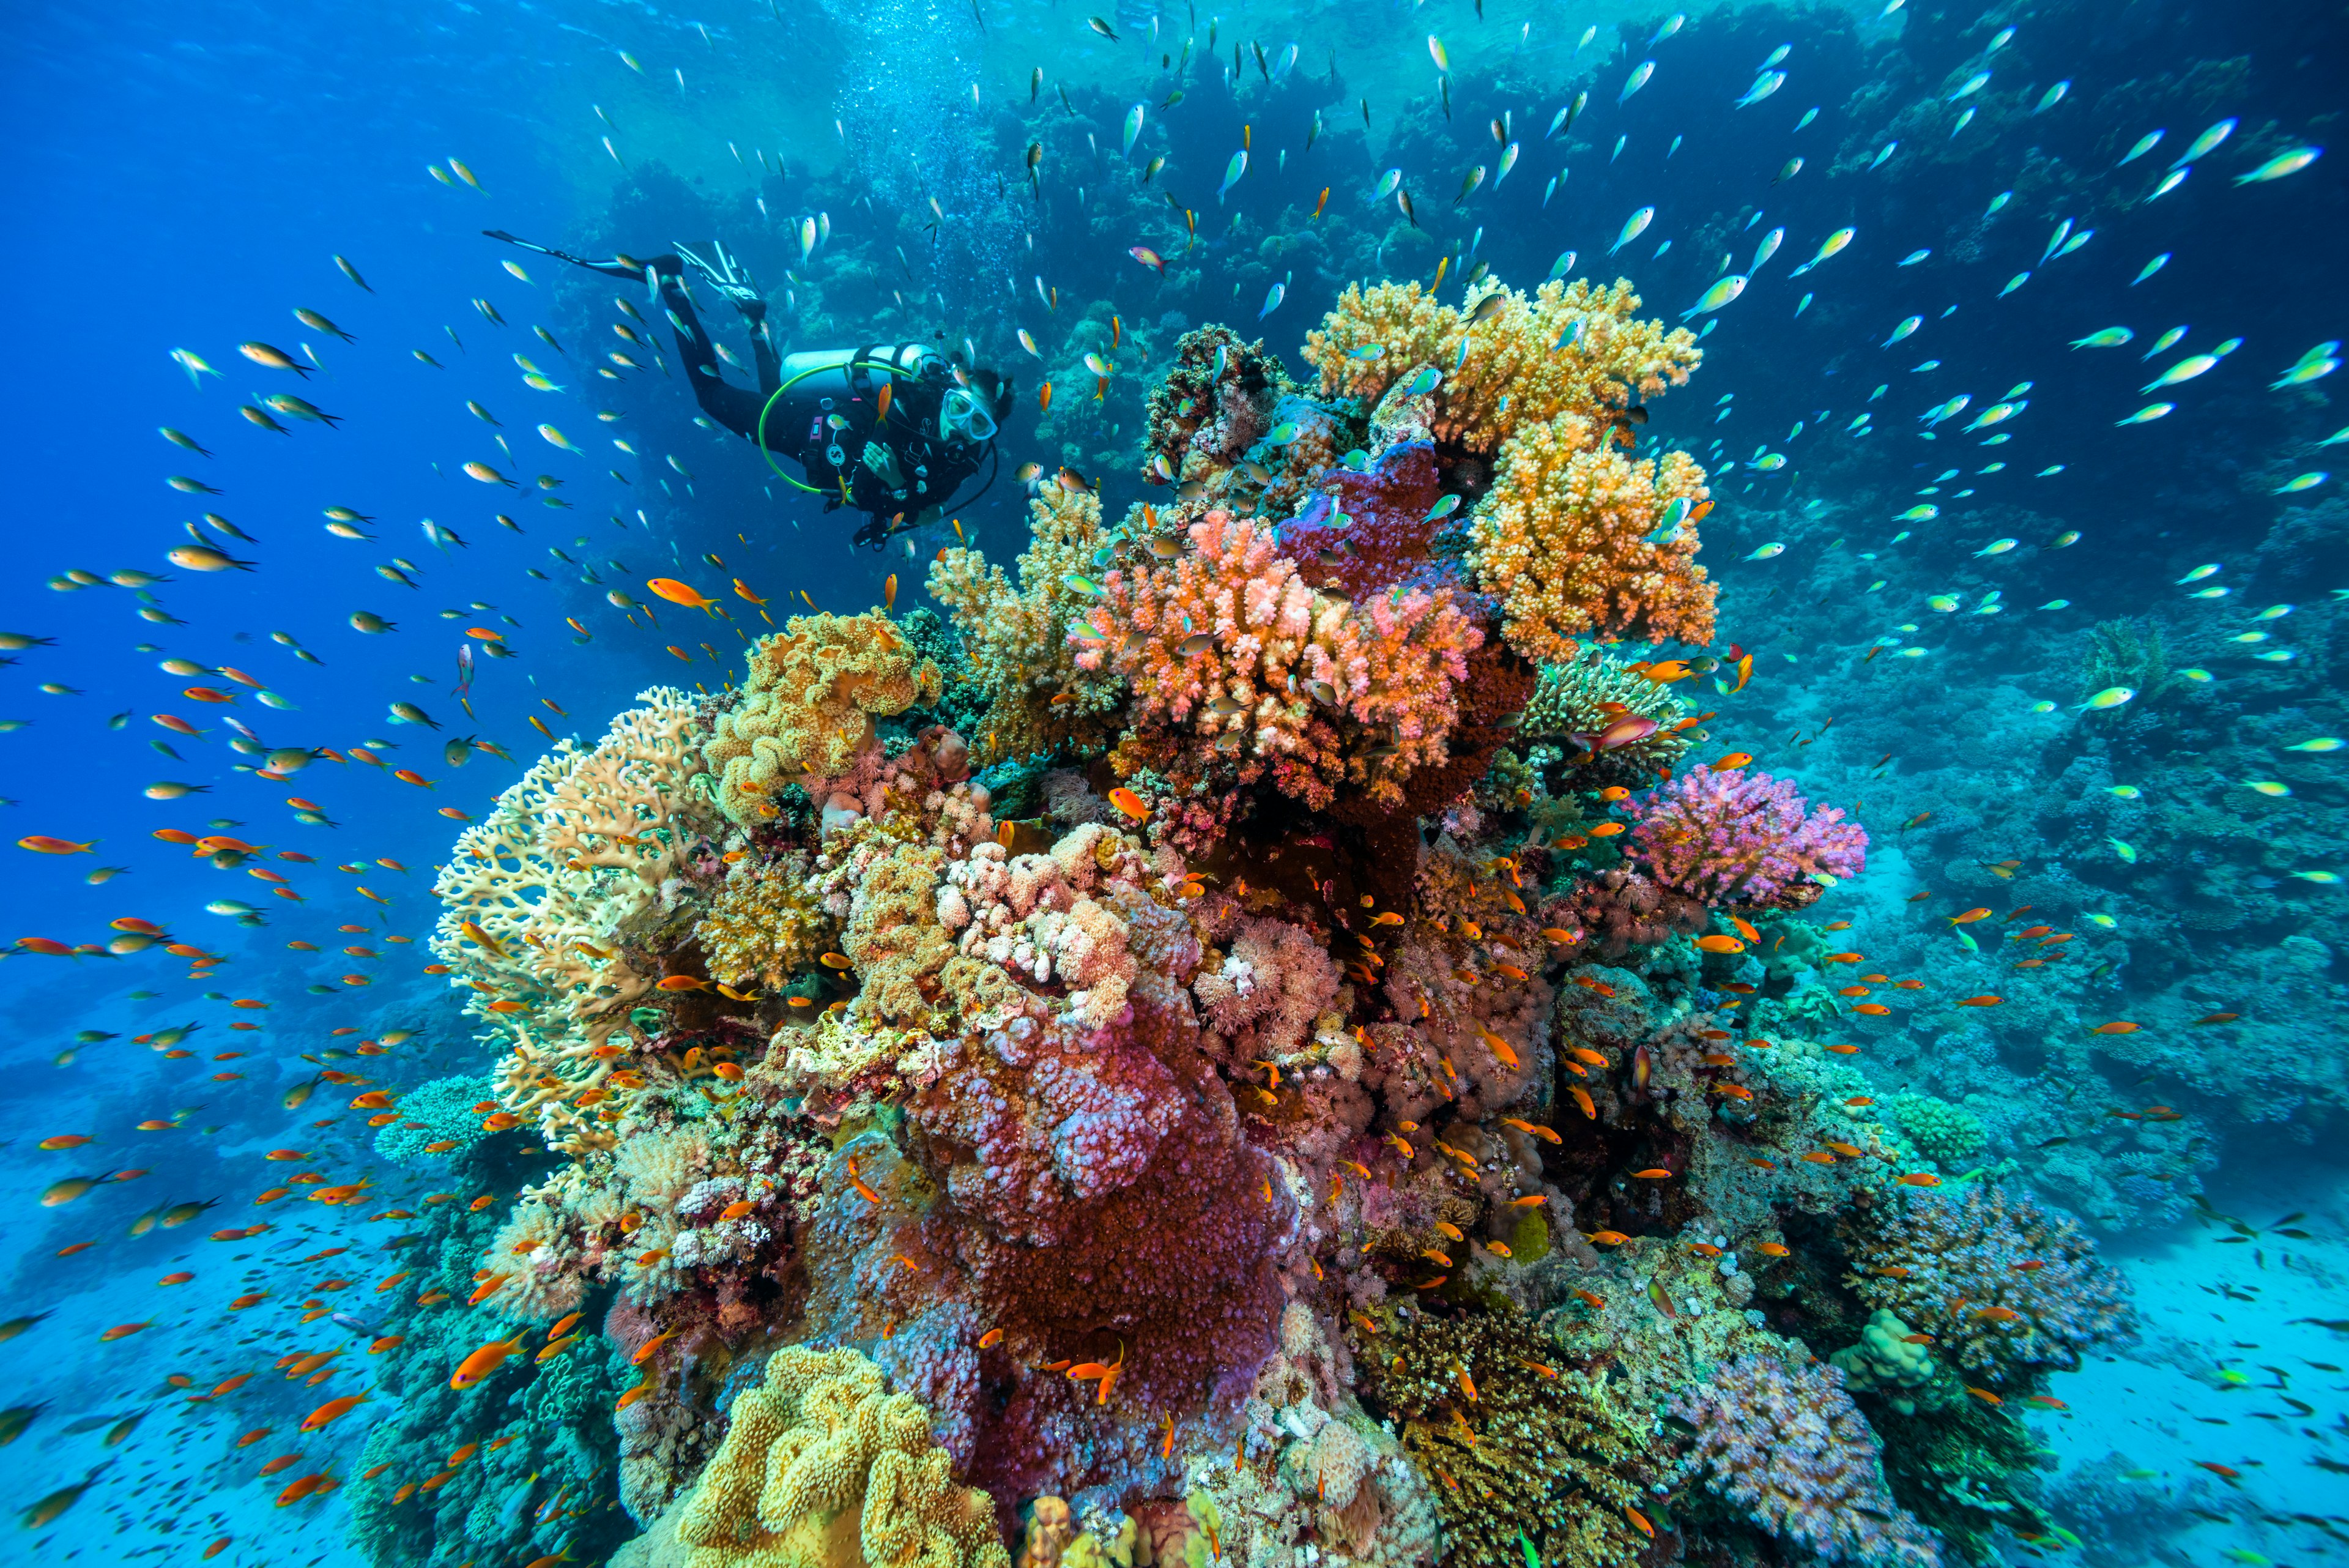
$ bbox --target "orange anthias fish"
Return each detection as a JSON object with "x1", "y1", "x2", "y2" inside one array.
[
  {"x1": 645, "y1": 578, "x2": 718, "y2": 612},
  {"x1": 448, "y1": 1334, "x2": 529, "y2": 1390},
  {"x1": 299, "y1": 1392, "x2": 368, "y2": 1432}
]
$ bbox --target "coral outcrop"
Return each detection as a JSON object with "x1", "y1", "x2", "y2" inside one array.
[
  {"x1": 414, "y1": 275, "x2": 2130, "y2": 1568},
  {"x1": 929, "y1": 483, "x2": 1126, "y2": 765},
  {"x1": 1670, "y1": 1354, "x2": 1941, "y2": 1568}
]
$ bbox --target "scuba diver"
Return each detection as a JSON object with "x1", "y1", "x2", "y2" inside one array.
[{"x1": 486, "y1": 231, "x2": 1011, "y2": 549}]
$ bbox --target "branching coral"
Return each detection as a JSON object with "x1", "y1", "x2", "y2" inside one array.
[
  {"x1": 373, "y1": 1073, "x2": 502, "y2": 1165},
  {"x1": 1628, "y1": 765, "x2": 1867, "y2": 910},
  {"x1": 1839, "y1": 1185, "x2": 2134, "y2": 1381},
  {"x1": 1302, "y1": 277, "x2": 1702, "y2": 455},
  {"x1": 430, "y1": 688, "x2": 717, "y2": 1155},
  {"x1": 1357, "y1": 1310, "x2": 1655, "y2": 1568},
  {"x1": 1669, "y1": 1353, "x2": 1941, "y2": 1567},
  {"x1": 617, "y1": 1345, "x2": 1009, "y2": 1568},
  {"x1": 1464, "y1": 412, "x2": 1716, "y2": 665},
  {"x1": 1074, "y1": 510, "x2": 1480, "y2": 812},
  {"x1": 928, "y1": 483, "x2": 1126, "y2": 765},
  {"x1": 704, "y1": 613, "x2": 942, "y2": 823}
]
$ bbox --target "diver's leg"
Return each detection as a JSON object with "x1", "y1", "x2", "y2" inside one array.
[
  {"x1": 749, "y1": 311, "x2": 782, "y2": 396},
  {"x1": 660, "y1": 284, "x2": 770, "y2": 440}
]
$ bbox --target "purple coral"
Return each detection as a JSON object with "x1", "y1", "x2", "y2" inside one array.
[
  {"x1": 1671, "y1": 1355, "x2": 1941, "y2": 1568},
  {"x1": 1841, "y1": 1185, "x2": 2136, "y2": 1381},
  {"x1": 1278, "y1": 440, "x2": 1463, "y2": 599},
  {"x1": 1630, "y1": 765, "x2": 1866, "y2": 908}
]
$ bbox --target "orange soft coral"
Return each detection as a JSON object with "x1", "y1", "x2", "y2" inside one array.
[{"x1": 702, "y1": 612, "x2": 941, "y2": 823}]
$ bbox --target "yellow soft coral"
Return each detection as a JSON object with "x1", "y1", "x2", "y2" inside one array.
[
  {"x1": 1466, "y1": 415, "x2": 1716, "y2": 664},
  {"x1": 926, "y1": 485, "x2": 1124, "y2": 766},
  {"x1": 1301, "y1": 276, "x2": 1703, "y2": 452},
  {"x1": 704, "y1": 614, "x2": 942, "y2": 824},
  {"x1": 618, "y1": 1345, "x2": 1008, "y2": 1568}
]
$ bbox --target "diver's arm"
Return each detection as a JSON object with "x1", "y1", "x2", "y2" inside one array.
[{"x1": 749, "y1": 311, "x2": 782, "y2": 395}]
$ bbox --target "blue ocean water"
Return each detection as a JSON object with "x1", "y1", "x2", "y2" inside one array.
[{"x1": 2, "y1": 0, "x2": 2344, "y2": 1562}]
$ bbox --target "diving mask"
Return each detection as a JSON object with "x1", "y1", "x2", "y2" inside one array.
[{"x1": 938, "y1": 387, "x2": 998, "y2": 446}]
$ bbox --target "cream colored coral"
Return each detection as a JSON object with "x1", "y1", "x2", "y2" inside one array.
[
  {"x1": 657, "y1": 1345, "x2": 1008, "y2": 1568},
  {"x1": 817, "y1": 822, "x2": 1024, "y2": 1032},
  {"x1": 429, "y1": 688, "x2": 715, "y2": 1155},
  {"x1": 705, "y1": 614, "x2": 942, "y2": 824},
  {"x1": 1301, "y1": 277, "x2": 1702, "y2": 453},
  {"x1": 927, "y1": 485, "x2": 1125, "y2": 766},
  {"x1": 1466, "y1": 415, "x2": 1716, "y2": 664}
]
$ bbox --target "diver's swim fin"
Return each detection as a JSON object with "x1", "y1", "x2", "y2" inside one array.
[{"x1": 483, "y1": 230, "x2": 679, "y2": 284}]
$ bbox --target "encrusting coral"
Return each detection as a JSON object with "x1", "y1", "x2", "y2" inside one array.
[
  {"x1": 1669, "y1": 1353, "x2": 1942, "y2": 1568},
  {"x1": 416, "y1": 272, "x2": 2136, "y2": 1568},
  {"x1": 614, "y1": 1345, "x2": 1009, "y2": 1568},
  {"x1": 1841, "y1": 1185, "x2": 2134, "y2": 1381}
]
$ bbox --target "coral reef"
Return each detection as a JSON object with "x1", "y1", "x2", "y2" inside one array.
[
  {"x1": 1299, "y1": 277, "x2": 1717, "y2": 667},
  {"x1": 414, "y1": 279, "x2": 2134, "y2": 1568},
  {"x1": 697, "y1": 848, "x2": 833, "y2": 990},
  {"x1": 1840, "y1": 1185, "x2": 2134, "y2": 1382}
]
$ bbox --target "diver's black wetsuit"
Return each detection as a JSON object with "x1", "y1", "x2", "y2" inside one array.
[{"x1": 486, "y1": 231, "x2": 1005, "y2": 548}]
